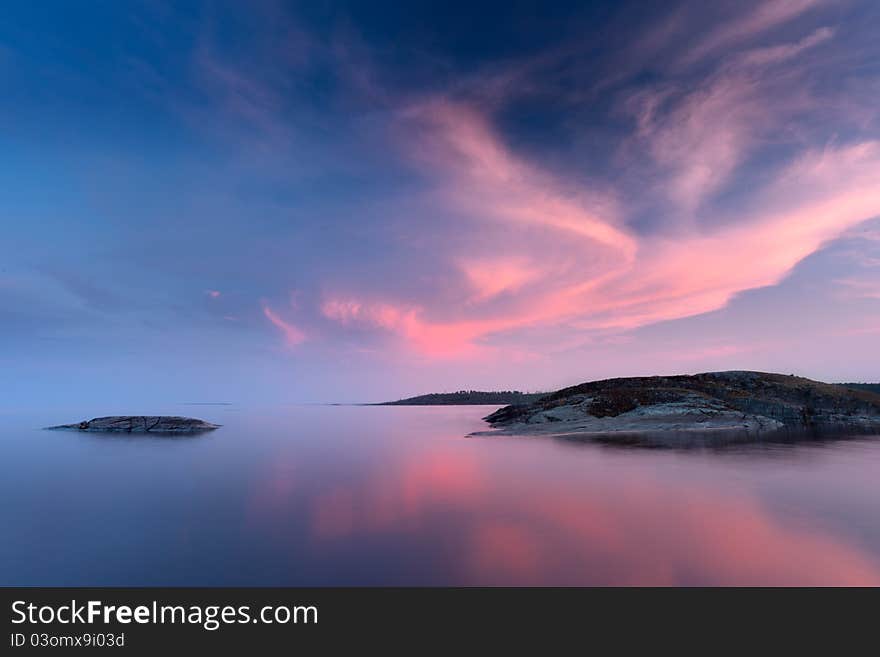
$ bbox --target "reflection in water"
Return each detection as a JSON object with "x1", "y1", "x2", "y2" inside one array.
[
  {"x1": 2, "y1": 406, "x2": 880, "y2": 585},
  {"x1": 293, "y1": 443, "x2": 880, "y2": 585}
]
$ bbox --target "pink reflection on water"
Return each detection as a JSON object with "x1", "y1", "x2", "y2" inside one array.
[
  {"x1": 240, "y1": 408, "x2": 880, "y2": 585},
  {"x1": 463, "y1": 479, "x2": 880, "y2": 585},
  {"x1": 311, "y1": 449, "x2": 485, "y2": 540},
  {"x1": 469, "y1": 522, "x2": 543, "y2": 580}
]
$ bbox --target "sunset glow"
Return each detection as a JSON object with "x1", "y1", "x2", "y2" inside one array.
[
  {"x1": 4, "y1": 1, "x2": 880, "y2": 597},
  {"x1": 3, "y1": 0, "x2": 879, "y2": 404}
]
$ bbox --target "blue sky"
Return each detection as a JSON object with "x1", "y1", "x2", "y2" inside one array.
[{"x1": 2, "y1": 0, "x2": 879, "y2": 406}]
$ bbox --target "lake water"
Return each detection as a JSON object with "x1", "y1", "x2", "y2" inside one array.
[{"x1": 3, "y1": 405, "x2": 880, "y2": 586}]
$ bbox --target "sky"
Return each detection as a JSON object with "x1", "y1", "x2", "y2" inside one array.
[{"x1": 2, "y1": 0, "x2": 879, "y2": 406}]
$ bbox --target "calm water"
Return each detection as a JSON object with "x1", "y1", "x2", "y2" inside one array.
[{"x1": 3, "y1": 405, "x2": 880, "y2": 586}]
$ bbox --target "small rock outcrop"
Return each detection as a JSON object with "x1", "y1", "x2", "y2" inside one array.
[
  {"x1": 46, "y1": 416, "x2": 220, "y2": 434},
  {"x1": 480, "y1": 372, "x2": 880, "y2": 445}
]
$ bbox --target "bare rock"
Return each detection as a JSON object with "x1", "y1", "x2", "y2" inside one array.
[
  {"x1": 480, "y1": 371, "x2": 880, "y2": 445},
  {"x1": 46, "y1": 416, "x2": 220, "y2": 434}
]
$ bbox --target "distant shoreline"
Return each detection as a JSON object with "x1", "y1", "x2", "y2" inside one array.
[
  {"x1": 368, "y1": 382, "x2": 879, "y2": 407},
  {"x1": 375, "y1": 391, "x2": 546, "y2": 406}
]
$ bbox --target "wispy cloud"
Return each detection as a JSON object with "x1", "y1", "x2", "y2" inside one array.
[
  {"x1": 182, "y1": 3, "x2": 880, "y2": 371},
  {"x1": 8, "y1": 0, "x2": 879, "y2": 396},
  {"x1": 262, "y1": 303, "x2": 306, "y2": 346},
  {"x1": 678, "y1": 0, "x2": 827, "y2": 67},
  {"x1": 626, "y1": 27, "x2": 835, "y2": 218},
  {"x1": 312, "y1": 84, "x2": 880, "y2": 359}
]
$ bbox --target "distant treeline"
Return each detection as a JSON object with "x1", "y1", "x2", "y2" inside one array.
[
  {"x1": 840, "y1": 383, "x2": 880, "y2": 394},
  {"x1": 381, "y1": 383, "x2": 880, "y2": 405},
  {"x1": 380, "y1": 390, "x2": 547, "y2": 406}
]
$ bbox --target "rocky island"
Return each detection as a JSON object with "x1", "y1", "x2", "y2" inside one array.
[
  {"x1": 478, "y1": 371, "x2": 880, "y2": 446},
  {"x1": 47, "y1": 416, "x2": 220, "y2": 434}
]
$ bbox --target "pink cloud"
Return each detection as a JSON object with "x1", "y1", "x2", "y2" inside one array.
[
  {"x1": 263, "y1": 303, "x2": 306, "y2": 346},
  {"x1": 458, "y1": 257, "x2": 544, "y2": 302},
  {"x1": 312, "y1": 93, "x2": 880, "y2": 360},
  {"x1": 679, "y1": 0, "x2": 827, "y2": 67},
  {"x1": 321, "y1": 298, "x2": 410, "y2": 331},
  {"x1": 206, "y1": 289, "x2": 221, "y2": 298},
  {"x1": 404, "y1": 99, "x2": 636, "y2": 259},
  {"x1": 736, "y1": 25, "x2": 834, "y2": 67},
  {"x1": 580, "y1": 141, "x2": 880, "y2": 327},
  {"x1": 321, "y1": 296, "x2": 500, "y2": 358},
  {"x1": 628, "y1": 27, "x2": 833, "y2": 217},
  {"x1": 255, "y1": 22, "x2": 878, "y2": 367}
]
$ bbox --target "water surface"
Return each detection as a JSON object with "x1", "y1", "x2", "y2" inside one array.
[{"x1": 3, "y1": 405, "x2": 880, "y2": 585}]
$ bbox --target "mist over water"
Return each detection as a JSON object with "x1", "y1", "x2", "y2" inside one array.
[{"x1": 3, "y1": 406, "x2": 880, "y2": 586}]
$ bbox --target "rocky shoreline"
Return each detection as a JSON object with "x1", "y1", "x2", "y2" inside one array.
[{"x1": 477, "y1": 371, "x2": 880, "y2": 447}]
